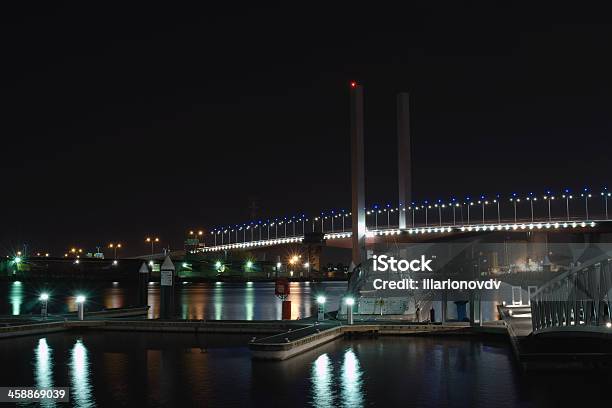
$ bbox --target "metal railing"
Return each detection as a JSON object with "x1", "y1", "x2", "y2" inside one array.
[{"x1": 531, "y1": 252, "x2": 612, "y2": 333}]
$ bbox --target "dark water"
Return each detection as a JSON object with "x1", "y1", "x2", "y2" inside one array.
[
  {"x1": 0, "y1": 332, "x2": 610, "y2": 407},
  {"x1": 0, "y1": 281, "x2": 347, "y2": 320}
]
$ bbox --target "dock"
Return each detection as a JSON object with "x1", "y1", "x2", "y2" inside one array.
[{"x1": 249, "y1": 321, "x2": 503, "y2": 360}]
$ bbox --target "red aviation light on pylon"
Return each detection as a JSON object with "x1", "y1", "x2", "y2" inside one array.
[{"x1": 350, "y1": 81, "x2": 357, "y2": 88}]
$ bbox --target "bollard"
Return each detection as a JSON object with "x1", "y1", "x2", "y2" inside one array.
[
  {"x1": 138, "y1": 262, "x2": 150, "y2": 307},
  {"x1": 282, "y1": 300, "x2": 292, "y2": 320},
  {"x1": 160, "y1": 256, "x2": 175, "y2": 319}
]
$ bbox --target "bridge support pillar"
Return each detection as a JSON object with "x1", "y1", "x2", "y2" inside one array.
[
  {"x1": 397, "y1": 92, "x2": 412, "y2": 229},
  {"x1": 350, "y1": 82, "x2": 366, "y2": 268}
]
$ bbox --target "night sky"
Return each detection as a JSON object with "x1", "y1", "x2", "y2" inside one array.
[{"x1": 1, "y1": 3, "x2": 611, "y2": 256}]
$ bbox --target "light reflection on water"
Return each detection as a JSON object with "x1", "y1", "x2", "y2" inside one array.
[
  {"x1": 35, "y1": 338, "x2": 55, "y2": 408},
  {"x1": 341, "y1": 349, "x2": 364, "y2": 407},
  {"x1": 245, "y1": 283, "x2": 254, "y2": 321},
  {"x1": 0, "y1": 281, "x2": 347, "y2": 320},
  {"x1": 312, "y1": 354, "x2": 335, "y2": 407},
  {"x1": 214, "y1": 283, "x2": 224, "y2": 320},
  {"x1": 70, "y1": 339, "x2": 94, "y2": 407},
  {"x1": 11, "y1": 281, "x2": 23, "y2": 315},
  {"x1": 0, "y1": 333, "x2": 606, "y2": 407},
  {"x1": 310, "y1": 349, "x2": 365, "y2": 407}
]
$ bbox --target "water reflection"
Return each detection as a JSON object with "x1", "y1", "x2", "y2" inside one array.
[
  {"x1": 70, "y1": 339, "x2": 94, "y2": 407},
  {"x1": 340, "y1": 349, "x2": 364, "y2": 408},
  {"x1": 311, "y1": 354, "x2": 334, "y2": 407},
  {"x1": 10, "y1": 281, "x2": 23, "y2": 315},
  {"x1": 35, "y1": 338, "x2": 55, "y2": 408},
  {"x1": 0, "y1": 281, "x2": 348, "y2": 320},
  {"x1": 245, "y1": 283, "x2": 254, "y2": 321},
  {"x1": 103, "y1": 286, "x2": 124, "y2": 309},
  {"x1": 214, "y1": 283, "x2": 223, "y2": 320}
]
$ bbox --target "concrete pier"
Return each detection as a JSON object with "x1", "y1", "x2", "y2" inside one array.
[{"x1": 250, "y1": 322, "x2": 490, "y2": 360}]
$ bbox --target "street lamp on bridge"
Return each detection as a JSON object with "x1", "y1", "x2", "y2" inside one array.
[
  {"x1": 602, "y1": 188, "x2": 610, "y2": 219},
  {"x1": 108, "y1": 243, "x2": 122, "y2": 259},
  {"x1": 581, "y1": 188, "x2": 592, "y2": 220},
  {"x1": 561, "y1": 189, "x2": 573, "y2": 221},
  {"x1": 145, "y1": 237, "x2": 159, "y2": 258}
]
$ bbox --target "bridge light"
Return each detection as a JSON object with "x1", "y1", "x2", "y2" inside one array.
[
  {"x1": 317, "y1": 295, "x2": 326, "y2": 304},
  {"x1": 606, "y1": 322, "x2": 611, "y2": 328},
  {"x1": 345, "y1": 297, "x2": 355, "y2": 306}
]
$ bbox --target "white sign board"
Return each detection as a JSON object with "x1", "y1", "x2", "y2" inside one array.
[{"x1": 161, "y1": 270, "x2": 173, "y2": 286}]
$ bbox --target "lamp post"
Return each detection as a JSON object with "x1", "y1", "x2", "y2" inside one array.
[
  {"x1": 39, "y1": 293, "x2": 49, "y2": 319},
  {"x1": 493, "y1": 195, "x2": 500, "y2": 224},
  {"x1": 510, "y1": 193, "x2": 518, "y2": 223},
  {"x1": 373, "y1": 206, "x2": 379, "y2": 229},
  {"x1": 479, "y1": 196, "x2": 487, "y2": 224},
  {"x1": 582, "y1": 188, "x2": 591, "y2": 220},
  {"x1": 466, "y1": 198, "x2": 472, "y2": 224},
  {"x1": 527, "y1": 192, "x2": 535, "y2": 222},
  {"x1": 386, "y1": 204, "x2": 391, "y2": 228},
  {"x1": 562, "y1": 189, "x2": 572, "y2": 221},
  {"x1": 602, "y1": 188, "x2": 610, "y2": 219},
  {"x1": 317, "y1": 295, "x2": 326, "y2": 321},
  {"x1": 345, "y1": 297, "x2": 355, "y2": 325},
  {"x1": 451, "y1": 199, "x2": 458, "y2": 225},
  {"x1": 108, "y1": 243, "x2": 122, "y2": 259},
  {"x1": 75, "y1": 295, "x2": 86, "y2": 321},
  {"x1": 145, "y1": 237, "x2": 159, "y2": 258},
  {"x1": 544, "y1": 191, "x2": 554, "y2": 221}
]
